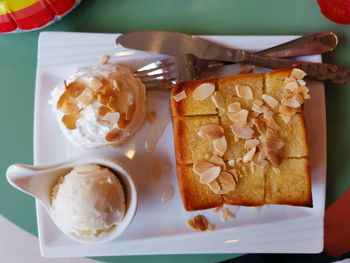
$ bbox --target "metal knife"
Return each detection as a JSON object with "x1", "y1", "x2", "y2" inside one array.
[{"x1": 117, "y1": 31, "x2": 349, "y2": 84}]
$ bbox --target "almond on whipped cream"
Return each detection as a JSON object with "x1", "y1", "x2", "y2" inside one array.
[{"x1": 50, "y1": 64, "x2": 146, "y2": 148}]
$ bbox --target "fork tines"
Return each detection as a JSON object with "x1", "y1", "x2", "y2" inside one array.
[{"x1": 134, "y1": 57, "x2": 177, "y2": 89}]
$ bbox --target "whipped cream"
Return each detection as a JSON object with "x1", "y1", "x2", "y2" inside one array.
[
  {"x1": 50, "y1": 64, "x2": 146, "y2": 148},
  {"x1": 50, "y1": 164, "x2": 125, "y2": 237}
]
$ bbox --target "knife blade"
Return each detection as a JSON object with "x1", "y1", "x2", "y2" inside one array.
[
  {"x1": 117, "y1": 31, "x2": 338, "y2": 58},
  {"x1": 117, "y1": 31, "x2": 349, "y2": 84}
]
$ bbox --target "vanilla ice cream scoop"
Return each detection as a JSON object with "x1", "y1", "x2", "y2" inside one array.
[
  {"x1": 50, "y1": 64, "x2": 146, "y2": 148},
  {"x1": 50, "y1": 164, "x2": 125, "y2": 238}
]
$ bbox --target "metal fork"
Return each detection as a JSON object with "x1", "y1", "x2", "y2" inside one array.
[
  {"x1": 134, "y1": 54, "x2": 223, "y2": 89},
  {"x1": 134, "y1": 32, "x2": 339, "y2": 89}
]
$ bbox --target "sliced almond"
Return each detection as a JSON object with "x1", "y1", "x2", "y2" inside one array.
[
  {"x1": 209, "y1": 155, "x2": 226, "y2": 170},
  {"x1": 98, "y1": 105, "x2": 111, "y2": 116},
  {"x1": 100, "y1": 54, "x2": 110, "y2": 65},
  {"x1": 199, "y1": 166, "x2": 221, "y2": 184},
  {"x1": 272, "y1": 167, "x2": 281, "y2": 174},
  {"x1": 79, "y1": 88, "x2": 95, "y2": 107},
  {"x1": 279, "y1": 104, "x2": 298, "y2": 116},
  {"x1": 227, "y1": 102, "x2": 241, "y2": 113},
  {"x1": 284, "y1": 76, "x2": 296, "y2": 83},
  {"x1": 260, "y1": 159, "x2": 270, "y2": 169},
  {"x1": 188, "y1": 215, "x2": 210, "y2": 231},
  {"x1": 172, "y1": 90, "x2": 187, "y2": 102},
  {"x1": 241, "y1": 166, "x2": 248, "y2": 177},
  {"x1": 252, "y1": 118, "x2": 266, "y2": 135},
  {"x1": 263, "y1": 116, "x2": 280, "y2": 130},
  {"x1": 198, "y1": 124, "x2": 224, "y2": 140},
  {"x1": 300, "y1": 86, "x2": 311, "y2": 99},
  {"x1": 279, "y1": 114, "x2": 291, "y2": 124},
  {"x1": 61, "y1": 112, "x2": 80, "y2": 130},
  {"x1": 112, "y1": 79, "x2": 120, "y2": 92},
  {"x1": 213, "y1": 136, "x2": 227, "y2": 157},
  {"x1": 208, "y1": 180, "x2": 221, "y2": 194},
  {"x1": 101, "y1": 112, "x2": 120, "y2": 125},
  {"x1": 290, "y1": 68, "x2": 306, "y2": 79},
  {"x1": 244, "y1": 139, "x2": 260, "y2": 150},
  {"x1": 105, "y1": 128, "x2": 123, "y2": 142},
  {"x1": 193, "y1": 82, "x2": 215, "y2": 101},
  {"x1": 262, "y1": 94, "x2": 279, "y2": 108},
  {"x1": 259, "y1": 134, "x2": 267, "y2": 144},
  {"x1": 59, "y1": 101, "x2": 80, "y2": 115},
  {"x1": 90, "y1": 77, "x2": 103, "y2": 90},
  {"x1": 297, "y1": 79, "x2": 306, "y2": 86},
  {"x1": 253, "y1": 99, "x2": 264, "y2": 108},
  {"x1": 283, "y1": 80, "x2": 299, "y2": 91},
  {"x1": 227, "y1": 159, "x2": 236, "y2": 167},
  {"x1": 66, "y1": 82, "x2": 86, "y2": 98},
  {"x1": 251, "y1": 152, "x2": 261, "y2": 166},
  {"x1": 221, "y1": 208, "x2": 236, "y2": 221},
  {"x1": 242, "y1": 147, "x2": 256, "y2": 163},
  {"x1": 193, "y1": 215, "x2": 209, "y2": 231},
  {"x1": 218, "y1": 171, "x2": 236, "y2": 192},
  {"x1": 236, "y1": 85, "x2": 253, "y2": 100},
  {"x1": 250, "y1": 162, "x2": 255, "y2": 173},
  {"x1": 211, "y1": 91, "x2": 225, "y2": 110},
  {"x1": 284, "y1": 96, "x2": 301, "y2": 108},
  {"x1": 263, "y1": 110, "x2": 273, "y2": 119},
  {"x1": 227, "y1": 168, "x2": 240, "y2": 182},
  {"x1": 265, "y1": 139, "x2": 285, "y2": 151},
  {"x1": 227, "y1": 109, "x2": 248, "y2": 125},
  {"x1": 294, "y1": 92, "x2": 305, "y2": 104},
  {"x1": 231, "y1": 123, "x2": 254, "y2": 139},
  {"x1": 266, "y1": 150, "x2": 283, "y2": 166},
  {"x1": 193, "y1": 161, "x2": 216, "y2": 175},
  {"x1": 257, "y1": 147, "x2": 268, "y2": 162},
  {"x1": 252, "y1": 104, "x2": 269, "y2": 114}
]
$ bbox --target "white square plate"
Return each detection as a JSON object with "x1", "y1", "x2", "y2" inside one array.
[{"x1": 34, "y1": 32, "x2": 326, "y2": 257}]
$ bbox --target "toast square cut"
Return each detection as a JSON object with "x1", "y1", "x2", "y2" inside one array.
[
  {"x1": 265, "y1": 158, "x2": 312, "y2": 206},
  {"x1": 172, "y1": 115, "x2": 220, "y2": 165},
  {"x1": 177, "y1": 164, "x2": 223, "y2": 211},
  {"x1": 171, "y1": 79, "x2": 217, "y2": 117}
]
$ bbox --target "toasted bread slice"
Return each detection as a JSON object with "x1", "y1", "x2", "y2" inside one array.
[
  {"x1": 177, "y1": 164, "x2": 223, "y2": 211},
  {"x1": 172, "y1": 115, "x2": 220, "y2": 165},
  {"x1": 171, "y1": 78, "x2": 217, "y2": 117},
  {"x1": 277, "y1": 113, "x2": 309, "y2": 157},
  {"x1": 264, "y1": 68, "x2": 293, "y2": 101},
  {"x1": 170, "y1": 68, "x2": 312, "y2": 211},
  {"x1": 223, "y1": 162, "x2": 266, "y2": 206},
  {"x1": 265, "y1": 158, "x2": 312, "y2": 207},
  {"x1": 217, "y1": 73, "x2": 264, "y2": 110},
  {"x1": 220, "y1": 114, "x2": 246, "y2": 161}
]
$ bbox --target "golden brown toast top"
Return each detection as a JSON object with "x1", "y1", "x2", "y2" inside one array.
[{"x1": 170, "y1": 68, "x2": 312, "y2": 211}]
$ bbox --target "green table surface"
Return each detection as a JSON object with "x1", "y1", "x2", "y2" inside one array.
[{"x1": 1, "y1": 0, "x2": 350, "y2": 262}]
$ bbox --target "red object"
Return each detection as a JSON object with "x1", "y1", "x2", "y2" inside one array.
[
  {"x1": 324, "y1": 188, "x2": 350, "y2": 257},
  {"x1": 0, "y1": 0, "x2": 79, "y2": 33},
  {"x1": 317, "y1": 0, "x2": 350, "y2": 24},
  {"x1": 43, "y1": 0, "x2": 76, "y2": 16}
]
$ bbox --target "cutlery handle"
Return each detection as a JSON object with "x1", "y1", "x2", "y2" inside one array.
[
  {"x1": 245, "y1": 53, "x2": 350, "y2": 84},
  {"x1": 256, "y1": 32, "x2": 338, "y2": 58}
]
